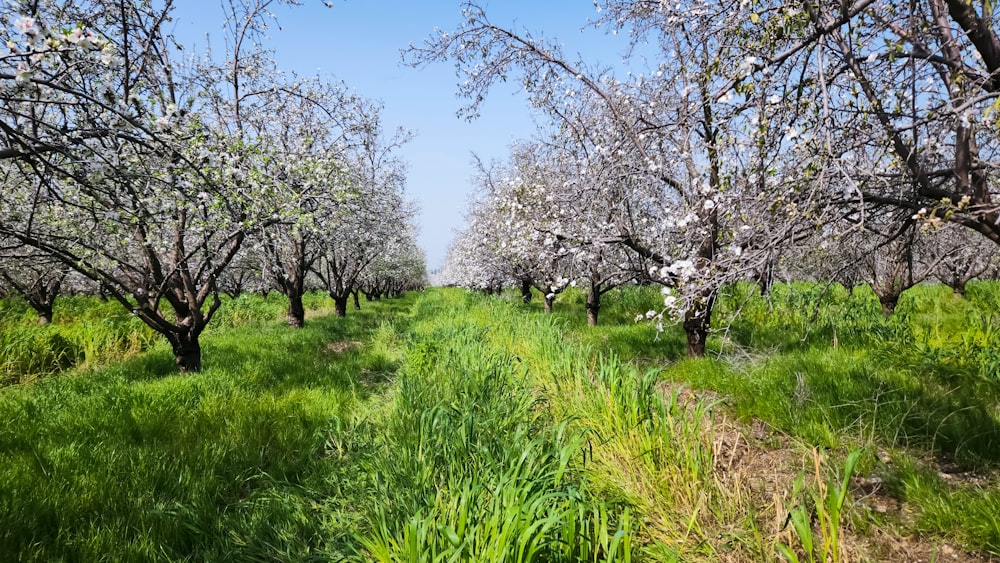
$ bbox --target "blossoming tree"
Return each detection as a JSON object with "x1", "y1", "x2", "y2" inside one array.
[
  {"x1": 410, "y1": 1, "x2": 832, "y2": 352},
  {"x1": 0, "y1": 0, "x2": 347, "y2": 371}
]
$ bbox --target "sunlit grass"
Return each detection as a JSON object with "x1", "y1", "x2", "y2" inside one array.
[
  {"x1": 544, "y1": 281, "x2": 1000, "y2": 555},
  {"x1": 0, "y1": 293, "x2": 408, "y2": 561},
  {"x1": 3, "y1": 283, "x2": 1000, "y2": 559}
]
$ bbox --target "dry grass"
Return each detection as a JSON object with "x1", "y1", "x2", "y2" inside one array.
[
  {"x1": 671, "y1": 384, "x2": 999, "y2": 562},
  {"x1": 326, "y1": 340, "x2": 362, "y2": 354}
]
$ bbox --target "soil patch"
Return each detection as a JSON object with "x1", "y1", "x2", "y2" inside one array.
[{"x1": 327, "y1": 340, "x2": 362, "y2": 354}]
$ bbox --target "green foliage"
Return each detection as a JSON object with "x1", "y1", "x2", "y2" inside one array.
[
  {"x1": 0, "y1": 290, "x2": 644, "y2": 561},
  {"x1": 0, "y1": 296, "x2": 156, "y2": 385},
  {"x1": 883, "y1": 459, "x2": 1000, "y2": 552},
  {"x1": 777, "y1": 449, "x2": 861, "y2": 563},
  {"x1": 0, "y1": 293, "x2": 406, "y2": 561},
  {"x1": 552, "y1": 281, "x2": 1000, "y2": 554},
  {"x1": 350, "y1": 291, "x2": 636, "y2": 561}
]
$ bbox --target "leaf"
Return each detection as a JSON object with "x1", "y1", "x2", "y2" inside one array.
[
  {"x1": 776, "y1": 543, "x2": 801, "y2": 563},
  {"x1": 750, "y1": 13, "x2": 760, "y2": 24}
]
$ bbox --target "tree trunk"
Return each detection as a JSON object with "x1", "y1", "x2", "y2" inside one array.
[
  {"x1": 287, "y1": 291, "x2": 305, "y2": 328},
  {"x1": 36, "y1": 304, "x2": 53, "y2": 325},
  {"x1": 879, "y1": 294, "x2": 898, "y2": 316},
  {"x1": 520, "y1": 278, "x2": 532, "y2": 303},
  {"x1": 334, "y1": 295, "x2": 349, "y2": 317},
  {"x1": 586, "y1": 282, "x2": 600, "y2": 326},
  {"x1": 757, "y1": 260, "x2": 774, "y2": 297},
  {"x1": 352, "y1": 289, "x2": 361, "y2": 310},
  {"x1": 684, "y1": 294, "x2": 716, "y2": 358},
  {"x1": 170, "y1": 333, "x2": 202, "y2": 373},
  {"x1": 544, "y1": 294, "x2": 554, "y2": 313},
  {"x1": 951, "y1": 280, "x2": 967, "y2": 298}
]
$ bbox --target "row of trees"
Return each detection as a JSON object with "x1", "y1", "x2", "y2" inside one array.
[
  {"x1": 441, "y1": 143, "x2": 999, "y2": 315},
  {"x1": 423, "y1": 0, "x2": 1000, "y2": 355},
  {"x1": 0, "y1": 0, "x2": 425, "y2": 371}
]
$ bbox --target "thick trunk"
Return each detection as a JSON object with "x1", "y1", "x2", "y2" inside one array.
[
  {"x1": 586, "y1": 282, "x2": 600, "y2": 326},
  {"x1": 684, "y1": 294, "x2": 716, "y2": 358},
  {"x1": 334, "y1": 295, "x2": 349, "y2": 317},
  {"x1": 352, "y1": 290, "x2": 361, "y2": 310},
  {"x1": 520, "y1": 278, "x2": 532, "y2": 303},
  {"x1": 879, "y1": 295, "x2": 898, "y2": 316},
  {"x1": 950, "y1": 278, "x2": 967, "y2": 298},
  {"x1": 544, "y1": 295, "x2": 554, "y2": 314},
  {"x1": 170, "y1": 333, "x2": 202, "y2": 373},
  {"x1": 287, "y1": 291, "x2": 305, "y2": 328},
  {"x1": 36, "y1": 304, "x2": 53, "y2": 325}
]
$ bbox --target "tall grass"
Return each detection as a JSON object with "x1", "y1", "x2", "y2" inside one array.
[
  {"x1": 350, "y1": 291, "x2": 638, "y2": 561},
  {"x1": 0, "y1": 292, "x2": 405, "y2": 561},
  {"x1": 4, "y1": 283, "x2": 1000, "y2": 559},
  {"x1": 546, "y1": 280, "x2": 1000, "y2": 555},
  {"x1": 0, "y1": 296, "x2": 157, "y2": 385},
  {"x1": 0, "y1": 292, "x2": 338, "y2": 386}
]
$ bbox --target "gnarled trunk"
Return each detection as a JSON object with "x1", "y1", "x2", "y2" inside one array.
[
  {"x1": 334, "y1": 294, "x2": 349, "y2": 317},
  {"x1": 544, "y1": 294, "x2": 554, "y2": 313},
  {"x1": 684, "y1": 294, "x2": 716, "y2": 358},
  {"x1": 168, "y1": 330, "x2": 202, "y2": 373},
  {"x1": 287, "y1": 291, "x2": 305, "y2": 328},
  {"x1": 352, "y1": 289, "x2": 361, "y2": 310}
]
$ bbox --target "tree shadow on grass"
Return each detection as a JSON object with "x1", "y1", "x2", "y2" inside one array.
[
  {"x1": 75, "y1": 294, "x2": 416, "y2": 399},
  {"x1": 199, "y1": 302, "x2": 411, "y2": 399}
]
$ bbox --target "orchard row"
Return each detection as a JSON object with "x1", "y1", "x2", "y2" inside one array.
[
  {"x1": 0, "y1": 1, "x2": 426, "y2": 372},
  {"x1": 422, "y1": 0, "x2": 1000, "y2": 356}
]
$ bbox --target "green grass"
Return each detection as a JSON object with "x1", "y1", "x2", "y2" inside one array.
[
  {"x1": 0, "y1": 292, "x2": 342, "y2": 385},
  {"x1": 0, "y1": 290, "x2": 650, "y2": 560},
  {"x1": 0, "y1": 296, "x2": 157, "y2": 384},
  {"x1": 534, "y1": 281, "x2": 1000, "y2": 556},
  {"x1": 0, "y1": 293, "x2": 407, "y2": 560},
  {"x1": 4, "y1": 283, "x2": 1000, "y2": 559}
]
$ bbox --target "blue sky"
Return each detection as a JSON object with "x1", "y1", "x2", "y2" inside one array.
[{"x1": 171, "y1": 1, "x2": 632, "y2": 270}]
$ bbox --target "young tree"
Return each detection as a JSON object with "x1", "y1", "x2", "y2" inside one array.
[
  {"x1": 0, "y1": 237, "x2": 68, "y2": 324},
  {"x1": 313, "y1": 120, "x2": 413, "y2": 317}
]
